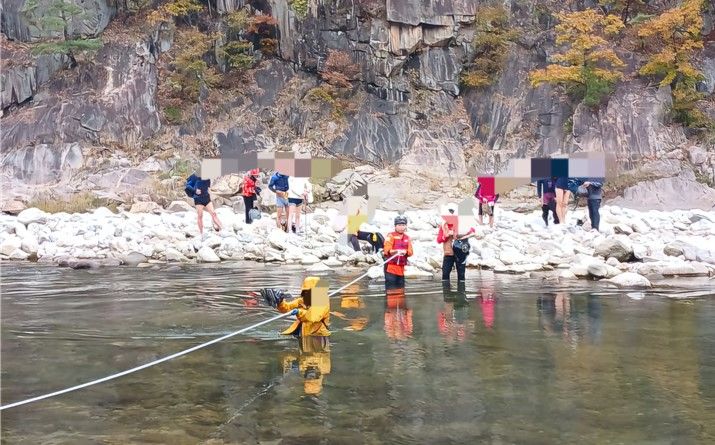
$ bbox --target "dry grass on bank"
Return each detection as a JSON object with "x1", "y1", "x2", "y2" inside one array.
[{"x1": 27, "y1": 192, "x2": 119, "y2": 214}]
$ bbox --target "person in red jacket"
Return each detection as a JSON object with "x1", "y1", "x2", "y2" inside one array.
[
  {"x1": 437, "y1": 203, "x2": 476, "y2": 282},
  {"x1": 383, "y1": 215, "x2": 414, "y2": 288},
  {"x1": 475, "y1": 177, "x2": 499, "y2": 228},
  {"x1": 242, "y1": 168, "x2": 260, "y2": 224}
]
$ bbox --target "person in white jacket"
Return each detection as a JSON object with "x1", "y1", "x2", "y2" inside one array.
[{"x1": 287, "y1": 176, "x2": 314, "y2": 234}]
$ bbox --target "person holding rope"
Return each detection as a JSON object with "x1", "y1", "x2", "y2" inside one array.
[
  {"x1": 383, "y1": 215, "x2": 413, "y2": 288},
  {"x1": 260, "y1": 277, "x2": 330, "y2": 337}
]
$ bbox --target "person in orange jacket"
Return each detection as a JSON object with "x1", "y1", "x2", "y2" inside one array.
[
  {"x1": 260, "y1": 276, "x2": 330, "y2": 337},
  {"x1": 383, "y1": 215, "x2": 414, "y2": 288}
]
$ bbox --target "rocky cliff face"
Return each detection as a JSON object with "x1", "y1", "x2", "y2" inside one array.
[{"x1": 1, "y1": 0, "x2": 714, "y2": 210}]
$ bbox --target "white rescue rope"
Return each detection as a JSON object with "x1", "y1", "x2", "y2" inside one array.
[{"x1": 0, "y1": 252, "x2": 399, "y2": 411}]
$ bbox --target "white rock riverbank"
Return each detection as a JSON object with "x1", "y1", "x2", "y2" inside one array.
[{"x1": 1, "y1": 205, "x2": 714, "y2": 286}]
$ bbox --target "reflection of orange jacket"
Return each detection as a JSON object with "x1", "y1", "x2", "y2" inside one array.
[
  {"x1": 383, "y1": 232, "x2": 414, "y2": 276},
  {"x1": 384, "y1": 288, "x2": 412, "y2": 340}
]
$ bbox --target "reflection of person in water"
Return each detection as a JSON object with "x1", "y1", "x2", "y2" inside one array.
[
  {"x1": 537, "y1": 292, "x2": 572, "y2": 343},
  {"x1": 478, "y1": 281, "x2": 496, "y2": 329},
  {"x1": 537, "y1": 292, "x2": 603, "y2": 346},
  {"x1": 281, "y1": 336, "x2": 331, "y2": 395},
  {"x1": 438, "y1": 282, "x2": 474, "y2": 342},
  {"x1": 384, "y1": 286, "x2": 413, "y2": 341}
]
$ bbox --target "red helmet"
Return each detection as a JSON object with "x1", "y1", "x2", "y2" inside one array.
[{"x1": 249, "y1": 168, "x2": 259, "y2": 175}]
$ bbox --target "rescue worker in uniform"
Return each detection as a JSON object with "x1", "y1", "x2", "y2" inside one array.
[
  {"x1": 260, "y1": 276, "x2": 330, "y2": 337},
  {"x1": 383, "y1": 215, "x2": 414, "y2": 288},
  {"x1": 261, "y1": 277, "x2": 332, "y2": 395}
]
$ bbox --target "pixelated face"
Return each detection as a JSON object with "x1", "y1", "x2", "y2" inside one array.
[{"x1": 395, "y1": 223, "x2": 407, "y2": 233}]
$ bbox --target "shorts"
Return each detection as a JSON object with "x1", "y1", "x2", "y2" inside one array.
[
  {"x1": 288, "y1": 198, "x2": 303, "y2": 206},
  {"x1": 275, "y1": 194, "x2": 289, "y2": 208},
  {"x1": 555, "y1": 177, "x2": 569, "y2": 190},
  {"x1": 193, "y1": 194, "x2": 210, "y2": 207}
]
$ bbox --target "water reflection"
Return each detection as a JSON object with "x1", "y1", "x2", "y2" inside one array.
[
  {"x1": 478, "y1": 279, "x2": 497, "y2": 329},
  {"x1": 384, "y1": 286, "x2": 413, "y2": 341},
  {"x1": 2, "y1": 264, "x2": 715, "y2": 444},
  {"x1": 537, "y1": 292, "x2": 603, "y2": 346},
  {"x1": 281, "y1": 336, "x2": 331, "y2": 396},
  {"x1": 438, "y1": 282, "x2": 474, "y2": 342}
]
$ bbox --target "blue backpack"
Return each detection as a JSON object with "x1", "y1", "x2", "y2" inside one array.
[{"x1": 185, "y1": 174, "x2": 199, "y2": 198}]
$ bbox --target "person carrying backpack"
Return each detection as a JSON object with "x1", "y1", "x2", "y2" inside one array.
[
  {"x1": 185, "y1": 173, "x2": 222, "y2": 236},
  {"x1": 268, "y1": 170, "x2": 290, "y2": 232},
  {"x1": 437, "y1": 203, "x2": 476, "y2": 282}
]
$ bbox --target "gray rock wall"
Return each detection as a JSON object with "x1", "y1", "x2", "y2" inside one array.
[{"x1": 1, "y1": 0, "x2": 115, "y2": 42}]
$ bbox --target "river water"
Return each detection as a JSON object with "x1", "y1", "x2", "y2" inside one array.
[{"x1": 1, "y1": 263, "x2": 714, "y2": 444}]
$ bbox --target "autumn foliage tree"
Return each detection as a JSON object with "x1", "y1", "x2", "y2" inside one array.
[
  {"x1": 460, "y1": 5, "x2": 518, "y2": 89},
  {"x1": 148, "y1": 0, "x2": 204, "y2": 26},
  {"x1": 165, "y1": 28, "x2": 220, "y2": 102},
  {"x1": 637, "y1": 0, "x2": 708, "y2": 128},
  {"x1": 530, "y1": 9, "x2": 626, "y2": 108},
  {"x1": 320, "y1": 50, "x2": 360, "y2": 88}
]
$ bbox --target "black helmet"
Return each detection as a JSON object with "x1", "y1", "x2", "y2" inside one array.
[{"x1": 394, "y1": 215, "x2": 407, "y2": 226}]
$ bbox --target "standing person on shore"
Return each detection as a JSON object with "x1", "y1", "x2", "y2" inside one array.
[
  {"x1": 537, "y1": 177, "x2": 560, "y2": 226},
  {"x1": 383, "y1": 215, "x2": 413, "y2": 288},
  {"x1": 287, "y1": 176, "x2": 313, "y2": 234},
  {"x1": 241, "y1": 168, "x2": 260, "y2": 225},
  {"x1": 437, "y1": 203, "x2": 476, "y2": 282},
  {"x1": 185, "y1": 173, "x2": 222, "y2": 236},
  {"x1": 554, "y1": 176, "x2": 571, "y2": 225},
  {"x1": 268, "y1": 170, "x2": 290, "y2": 232},
  {"x1": 475, "y1": 178, "x2": 498, "y2": 228},
  {"x1": 582, "y1": 178, "x2": 604, "y2": 231}
]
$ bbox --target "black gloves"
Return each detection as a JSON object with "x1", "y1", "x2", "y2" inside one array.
[{"x1": 260, "y1": 288, "x2": 290, "y2": 308}]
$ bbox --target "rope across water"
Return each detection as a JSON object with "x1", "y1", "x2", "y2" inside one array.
[{"x1": 0, "y1": 253, "x2": 399, "y2": 411}]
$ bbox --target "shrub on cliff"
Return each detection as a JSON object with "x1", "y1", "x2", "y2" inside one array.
[
  {"x1": 529, "y1": 9, "x2": 625, "y2": 108},
  {"x1": 165, "y1": 28, "x2": 220, "y2": 102},
  {"x1": 460, "y1": 6, "x2": 517, "y2": 89},
  {"x1": 320, "y1": 50, "x2": 360, "y2": 88}
]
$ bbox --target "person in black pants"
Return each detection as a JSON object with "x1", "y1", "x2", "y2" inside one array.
[
  {"x1": 437, "y1": 205, "x2": 476, "y2": 282},
  {"x1": 582, "y1": 177, "x2": 604, "y2": 231},
  {"x1": 536, "y1": 177, "x2": 560, "y2": 226},
  {"x1": 242, "y1": 168, "x2": 260, "y2": 224}
]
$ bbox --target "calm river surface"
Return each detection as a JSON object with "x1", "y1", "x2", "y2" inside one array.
[{"x1": 1, "y1": 263, "x2": 714, "y2": 444}]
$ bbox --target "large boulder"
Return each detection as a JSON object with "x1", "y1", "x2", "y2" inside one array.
[
  {"x1": 1, "y1": 235, "x2": 22, "y2": 256},
  {"x1": 17, "y1": 208, "x2": 49, "y2": 225},
  {"x1": 2, "y1": 200, "x2": 26, "y2": 215},
  {"x1": 122, "y1": 251, "x2": 147, "y2": 266},
  {"x1": 211, "y1": 174, "x2": 243, "y2": 196},
  {"x1": 166, "y1": 200, "x2": 194, "y2": 213},
  {"x1": 130, "y1": 201, "x2": 162, "y2": 214},
  {"x1": 595, "y1": 238, "x2": 634, "y2": 262},
  {"x1": 324, "y1": 169, "x2": 368, "y2": 201},
  {"x1": 197, "y1": 246, "x2": 220, "y2": 262},
  {"x1": 606, "y1": 272, "x2": 652, "y2": 288}
]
